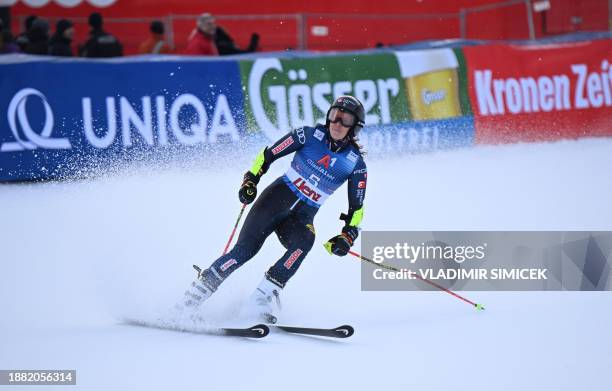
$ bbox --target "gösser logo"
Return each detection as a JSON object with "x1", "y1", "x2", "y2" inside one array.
[{"x1": 2, "y1": 88, "x2": 71, "y2": 152}]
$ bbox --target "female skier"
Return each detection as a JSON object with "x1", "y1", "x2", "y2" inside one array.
[{"x1": 183, "y1": 95, "x2": 368, "y2": 323}]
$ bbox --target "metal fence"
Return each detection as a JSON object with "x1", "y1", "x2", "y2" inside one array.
[{"x1": 14, "y1": 0, "x2": 539, "y2": 52}]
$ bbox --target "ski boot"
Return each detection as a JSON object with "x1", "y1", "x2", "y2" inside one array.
[
  {"x1": 242, "y1": 276, "x2": 283, "y2": 324},
  {"x1": 168, "y1": 265, "x2": 223, "y2": 325},
  {"x1": 183, "y1": 264, "x2": 222, "y2": 308}
]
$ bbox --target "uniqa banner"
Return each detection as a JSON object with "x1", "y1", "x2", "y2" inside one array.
[{"x1": 0, "y1": 59, "x2": 245, "y2": 180}]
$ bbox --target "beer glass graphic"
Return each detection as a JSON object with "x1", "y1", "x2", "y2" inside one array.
[{"x1": 395, "y1": 49, "x2": 462, "y2": 120}]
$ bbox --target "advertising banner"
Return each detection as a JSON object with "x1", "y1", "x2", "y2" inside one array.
[
  {"x1": 358, "y1": 116, "x2": 474, "y2": 155},
  {"x1": 0, "y1": 59, "x2": 245, "y2": 181},
  {"x1": 7, "y1": 38, "x2": 609, "y2": 180},
  {"x1": 238, "y1": 53, "x2": 409, "y2": 141},
  {"x1": 238, "y1": 50, "x2": 475, "y2": 155},
  {"x1": 463, "y1": 40, "x2": 612, "y2": 144}
]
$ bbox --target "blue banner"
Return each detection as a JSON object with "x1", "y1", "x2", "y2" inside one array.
[
  {"x1": 0, "y1": 58, "x2": 245, "y2": 181},
  {"x1": 360, "y1": 116, "x2": 474, "y2": 156}
]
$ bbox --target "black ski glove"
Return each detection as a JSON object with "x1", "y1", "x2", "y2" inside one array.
[
  {"x1": 325, "y1": 226, "x2": 359, "y2": 257},
  {"x1": 238, "y1": 171, "x2": 259, "y2": 204}
]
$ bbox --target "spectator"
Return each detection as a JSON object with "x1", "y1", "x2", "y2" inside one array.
[
  {"x1": 24, "y1": 18, "x2": 49, "y2": 55},
  {"x1": 1, "y1": 19, "x2": 20, "y2": 54},
  {"x1": 184, "y1": 13, "x2": 218, "y2": 56},
  {"x1": 79, "y1": 12, "x2": 123, "y2": 57},
  {"x1": 48, "y1": 19, "x2": 74, "y2": 57},
  {"x1": 138, "y1": 20, "x2": 171, "y2": 54},
  {"x1": 15, "y1": 15, "x2": 37, "y2": 52},
  {"x1": 215, "y1": 26, "x2": 259, "y2": 55}
]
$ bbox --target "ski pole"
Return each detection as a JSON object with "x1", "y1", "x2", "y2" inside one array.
[
  {"x1": 347, "y1": 250, "x2": 485, "y2": 311},
  {"x1": 222, "y1": 203, "x2": 247, "y2": 255}
]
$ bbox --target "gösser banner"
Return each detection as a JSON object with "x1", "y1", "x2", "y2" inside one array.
[
  {"x1": 238, "y1": 49, "x2": 474, "y2": 155},
  {"x1": 463, "y1": 39, "x2": 612, "y2": 144}
]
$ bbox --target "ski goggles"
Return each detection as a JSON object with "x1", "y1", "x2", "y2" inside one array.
[{"x1": 327, "y1": 108, "x2": 357, "y2": 128}]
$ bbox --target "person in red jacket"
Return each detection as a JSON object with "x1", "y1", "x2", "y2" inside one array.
[
  {"x1": 184, "y1": 13, "x2": 218, "y2": 56},
  {"x1": 138, "y1": 21, "x2": 171, "y2": 54}
]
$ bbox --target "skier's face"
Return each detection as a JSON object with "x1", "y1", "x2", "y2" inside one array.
[{"x1": 328, "y1": 108, "x2": 354, "y2": 141}]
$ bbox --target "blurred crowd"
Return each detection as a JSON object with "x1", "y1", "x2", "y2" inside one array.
[{"x1": 0, "y1": 12, "x2": 259, "y2": 57}]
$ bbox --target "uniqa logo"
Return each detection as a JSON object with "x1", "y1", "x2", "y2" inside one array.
[{"x1": 2, "y1": 88, "x2": 71, "y2": 152}]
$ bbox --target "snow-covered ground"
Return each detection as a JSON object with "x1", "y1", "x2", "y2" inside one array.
[{"x1": 1, "y1": 138, "x2": 612, "y2": 391}]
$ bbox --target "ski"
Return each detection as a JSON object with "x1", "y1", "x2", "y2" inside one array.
[
  {"x1": 124, "y1": 318, "x2": 352, "y2": 338},
  {"x1": 221, "y1": 324, "x2": 269, "y2": 338},
  {"x1": 123, "y1": 318, "x2": 269, "y2": 338},
  {"x1": 271, "y1": 324, "x2": 354, "y2": 338}
]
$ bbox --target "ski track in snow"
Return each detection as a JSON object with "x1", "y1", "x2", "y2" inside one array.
[{"x1": 1, "y1": 137, "x2": 612, "y2": 390}]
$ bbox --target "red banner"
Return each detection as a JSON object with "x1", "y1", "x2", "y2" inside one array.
[{"x1": 464, "y1": 40, "x2": 612, "y2": 144}]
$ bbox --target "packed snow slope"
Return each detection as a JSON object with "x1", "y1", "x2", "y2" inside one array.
[{"x1": 1, "y1": 138, "x2": 612, "y2": 391}]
